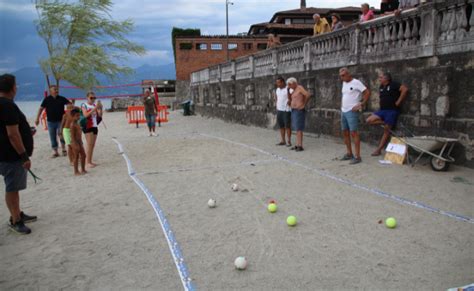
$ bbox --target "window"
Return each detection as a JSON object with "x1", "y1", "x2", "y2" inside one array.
[
  {"x1": 211, "y1": 43, "x2": 223, "y2": 50},
  {"x1": 305, "y1": 19, "x2": 314, "y2": 24},
  {"x1": 179, "y1": 43, "x2": 193, "y2": 50},
  {"x1": 257, "y1": 43, "x2": 267, "y2": 50},
  {"x1": 243, "y1": 43, "x2": 253, "y2": 50},
  {"x1": 292, "y1": 18, "x2": 305, "y2": 24},
  {"x1": 284, "y1": 18, "x2": 291, "y2": 25},
  {"x1": 228, "y1": 43, "x2": 238, "y2": 50},
  {"x1": 196, "y1": 43, "x2": 208, "y2": 50}
]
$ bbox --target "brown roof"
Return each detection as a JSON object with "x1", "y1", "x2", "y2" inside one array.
[
  {"x1": 175, "y1": 35, "x2": 267, "y2": 39},
  {"x1": 269, "y1": 6, "x2": 361, "y2": 22}
]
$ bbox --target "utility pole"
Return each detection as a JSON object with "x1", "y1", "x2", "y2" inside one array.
[{"x1": 226, "y1": 0, "x2": 233, "y2": 61}]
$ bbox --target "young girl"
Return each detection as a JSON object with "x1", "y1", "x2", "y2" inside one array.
[{"x1": 69, "y1": 108, "x2": 87, "y2": 175}]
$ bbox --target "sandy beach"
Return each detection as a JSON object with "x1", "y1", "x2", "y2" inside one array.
[{"x1": 1, "y1": 110, "x2": 473, "y2": 290}]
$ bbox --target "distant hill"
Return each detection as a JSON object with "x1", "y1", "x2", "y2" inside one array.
[{"x1": 13, "y1": 63, "x2": 176, "y2": 101}]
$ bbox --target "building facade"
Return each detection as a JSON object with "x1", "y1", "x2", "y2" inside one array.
[{"x1": 175, "y1": 35, "x2": 268, "y2": 81}]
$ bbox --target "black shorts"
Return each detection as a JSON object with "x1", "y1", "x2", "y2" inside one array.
[
  {"x1": 83, "y1": 127, "x2": 98, "y2": 135},
  {"x1": 277, "y1": 111, "x2": 291, "y2": 129}
]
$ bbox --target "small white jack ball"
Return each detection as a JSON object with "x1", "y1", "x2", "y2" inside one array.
[
  {"x1": 207, "y1": 199, "x2": 217, "y2": 208},
  {"x1": 231, "y1": 183, "x2": 239, "y2": 192},
  {"x1": 234, "y1": 256, "x2": 247, "y2": 270}
]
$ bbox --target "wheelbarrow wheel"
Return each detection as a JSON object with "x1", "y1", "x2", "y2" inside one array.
[{"x1": 430, "y1": 156, "x2": 450, "y2": 172}]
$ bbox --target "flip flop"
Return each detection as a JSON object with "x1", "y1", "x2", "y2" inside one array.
[
  {"x1": 51, "y1": 153, "x2": 59, "y2": 158},
  {"x1": 276, "y1": 142, "x2": 286, "y2": 146}
]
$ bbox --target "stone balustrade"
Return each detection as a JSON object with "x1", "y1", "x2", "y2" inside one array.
[{"x1": 191, "y1": 0, "x2": 473, "y2": 84}]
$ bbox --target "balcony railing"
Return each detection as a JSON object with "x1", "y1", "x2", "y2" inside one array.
[{"x1": 191, "y1": 0, "x2": 474, "y2": 84}]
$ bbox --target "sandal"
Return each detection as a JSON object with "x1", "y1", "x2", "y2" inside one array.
[
  {"x1": 51, "y1": 153, "x2": 59, "y2": 158},
  {"x1": 276, "y1": 142, "x2": 286, "y2": 146},
  {"x1": 62, "y1": 150, "x2": 68, "y2": 156}
]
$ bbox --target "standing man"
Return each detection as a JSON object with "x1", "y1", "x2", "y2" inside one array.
[
  {"x1": 0, "y1": 74, "x2": 37, "y2": 235},
  {"x1": 339, "y1": 67, "x2": 371, "y2": 164},
  {"x1": 274, "y1": 77, "x2": 292, "y2": 147},
  {"x1": 35, "y1": 85, "x2": 70, "y2": 157},
  {"x1": 143, "y1": 89, "x2": 157, "y2": 137},
  {"x1": 313, "y1": 14, "x2": 330, "y2": 36},
  {"x1": 287, "y1": 77, "x2": 311, "y2": 152},
  {"x1": 366, "y1": 72, "x2": 408, "y2": 156}
]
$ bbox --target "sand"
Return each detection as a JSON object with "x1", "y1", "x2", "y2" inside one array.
[{"x1": 0, "y1": 110, "x2": 473, "y2": 290}]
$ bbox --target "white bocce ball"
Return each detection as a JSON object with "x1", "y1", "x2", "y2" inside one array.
[
  {"x1": 234, "y1": 256, "x2": 247, "y2": 270},
  {"x1": 207, "y1": 199, "x2": 217, "y2": 208},
  {"x1": 231, "y1": 183, "x2": 239, "y2": 192}
]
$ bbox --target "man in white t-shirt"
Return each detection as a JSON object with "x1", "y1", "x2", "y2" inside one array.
[
  {"x1": 339, "y1": 67, "x2": 370, "y2": 164},
  {"x1": 274, "y1": 76, "x2": 292, "y2": 146}
]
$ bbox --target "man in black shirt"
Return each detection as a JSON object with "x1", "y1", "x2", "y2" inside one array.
[
  {"x1": 366, "y1": 72, "x2": 408, "y2": 156},
  {"x1": 0, "y1": 74, "x2": 37, "y2": 235},
  {"x1": 35, "y1": 85, "x2": 70, "y2": 157}
]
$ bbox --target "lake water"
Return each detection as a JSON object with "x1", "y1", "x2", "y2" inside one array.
[{"x1": 16, "y1": 99, "x2": 113, "y2": 119}]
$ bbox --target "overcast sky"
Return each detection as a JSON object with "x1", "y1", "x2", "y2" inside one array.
[{"x1": 0, "y1": 0, "x2": 379, "y2": 72}]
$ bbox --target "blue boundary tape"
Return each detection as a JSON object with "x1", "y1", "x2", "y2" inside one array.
[
  {"x1": 200, "y1": 133, "x2": 474, "y2": 224},
  {"x1": 113, "y1": 138, "x2": 195, "y2": 291}
]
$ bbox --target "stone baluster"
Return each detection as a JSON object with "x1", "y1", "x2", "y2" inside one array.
[
  {"x1": 383, "y1": 24, "x2": 390, "y2": 51},
  {"x1": 376, "y1": 26, "x2": 384, "y2": 51},
  {"x1": 360, "y1": 29, "x2": 367, "y2": 54},
  {"x1": 447, "y1": 8, "x2": 457, "y2": 41},
  {"x1": 455, "y1": 2, "x2": 468, "y2": 40},
  {"x1": 439, "y1": 9, "x2": 448, "y2": 41},
  {"x1": 404, "y1": 19, "x2": 412, "y2": 47},
  {"x1": 217, "y1": 64, "x2": 222, "y2": 82},
  {"x1": 397, "y1": 21, "x2": 405, "y2": 48},
  {"x1": 367, "y1": 28, "x2": 374, "y2": 52},
  {"x1": 411, "y1": 18, "x2": 419, "y2": 45},
  {"x1": 390, "y1": 23, "x2": 398, "y2": 49},
  {"x1": 470, "y1": 0, "x2": 474, "y2": 36}
]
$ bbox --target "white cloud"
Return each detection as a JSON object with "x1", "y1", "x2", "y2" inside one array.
[{"x1": 0, "y1": 1, "x2": 35, "y2": 15}]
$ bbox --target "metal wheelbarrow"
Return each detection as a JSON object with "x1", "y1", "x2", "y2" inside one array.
[
  {"x1": 387, "y1": 124, "x2": 458, "y2": 171},
  {"x1": 400, "y1": 136, "x2": 457, "y2": 171}
]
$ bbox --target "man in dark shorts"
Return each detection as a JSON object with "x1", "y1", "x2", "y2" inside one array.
[
  {"x1": 366, "y1": 71, "x2": 408, "y2": 156},
  {"x1": 274, "y1": 77, "x2": 292, "y2": 146},
  {"x1": 0, "y1": 74, "x2": 37, "y2": 235},
  {"x1": 35, "y1": 85, "x2": 71, "y2": 157}
]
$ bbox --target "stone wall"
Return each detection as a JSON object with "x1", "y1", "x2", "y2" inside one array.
[{"x1": 189, "y1": 0, "x2": 474, "y2": 166}]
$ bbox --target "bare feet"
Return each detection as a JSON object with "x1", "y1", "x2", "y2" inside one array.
[
  {"x1": 74, "y1": 172, "x2": 81, "y2": 176},
  {"x1": 80, "y1": 170, "x2": 88, "y2": 175},
  {"x1": 87, "y1": 163, "x2": 97, "y2": 168}
]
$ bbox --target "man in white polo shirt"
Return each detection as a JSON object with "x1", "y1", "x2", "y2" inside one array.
[
  {"x1": 274, "y1": 76, "x2": 292, "y2": 147},
  {"x1": 339, "y1": 67, "x2": 370, "y2": 164}
]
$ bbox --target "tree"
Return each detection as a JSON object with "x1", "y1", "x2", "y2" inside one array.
[
  {"x1": 171, "y1": 27, "x2": 201, "y2": 61},
  {"x1": 35, "y1": 0, "x2": 145, "y2": 89}
]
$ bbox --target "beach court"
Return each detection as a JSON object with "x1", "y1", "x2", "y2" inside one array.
[{"x1": 1, "y1": 111, "x2": 473, "y2": 290}]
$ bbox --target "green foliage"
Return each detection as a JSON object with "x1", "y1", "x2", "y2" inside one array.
[
  {"x1": 35, "y1": 0, "x2": 145, "y2": 89},
  {"x1": 171, "y1": 27, "x2": 201, "y2": 61}
]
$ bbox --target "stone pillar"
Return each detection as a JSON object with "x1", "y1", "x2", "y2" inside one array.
[
  {"x1": 230, "y1": 61, "x2": 236, "y2": 80},
  {"x1": 249, "y1": 56, "x2": 255, "y2": 78},
  {"x1": 303, "y1": 41, "x2": 311, "y2": 71},
  {"x1": 272, "y1": 50, "x2": 278, "y2": 75}
]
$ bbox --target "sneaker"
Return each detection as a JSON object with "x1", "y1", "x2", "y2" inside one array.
[
  {"x1": 148, "y1": 133, "x2": 152, "y2": 137},
  {"x1": 21, "y1": 212, "x2": 37, "y2": 223},
  {"x1": 340, "y1": 153, "x2": 354, "y2": 161},
  {"x1": 9, "y1": 219, "x2": 31, "y2": 235},
  {"x1": 10, "y1": 212, "x2": 37, "y2": 224},
  {"x1": 350, "y1": 157, "x2": 362, "y2": 165},
  {"x1": 152, "y1": 133, "x2": 158, "y2": 137}
]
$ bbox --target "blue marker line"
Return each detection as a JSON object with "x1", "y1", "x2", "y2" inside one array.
[
  {"x1": 200, "y1": 133, "x2": 474, "y2": 224},
  {"x1": 113, "y1": 138, "x2": 195, "y2": 291}
]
